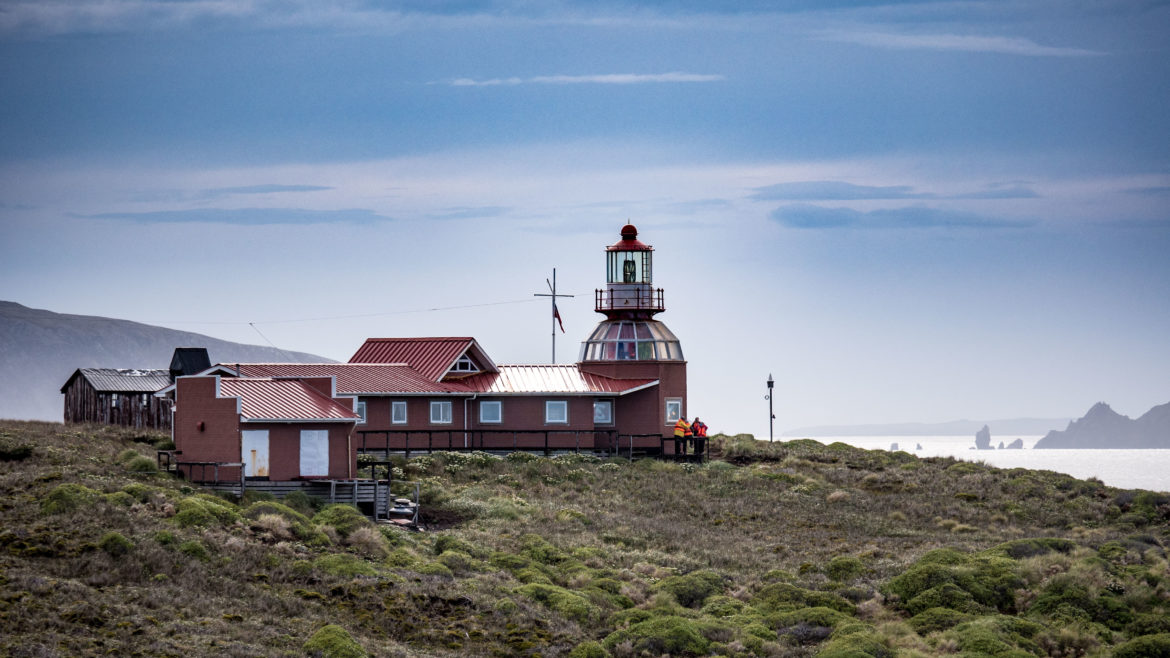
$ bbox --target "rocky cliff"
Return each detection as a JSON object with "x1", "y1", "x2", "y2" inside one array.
[{"x1": 1033, "y1": 401, "x2": 1170, "y2": 449}]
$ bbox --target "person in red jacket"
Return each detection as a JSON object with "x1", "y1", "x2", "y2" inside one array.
[{"x1": 691, "y1": 417, "x2": 708, "y2": 458}]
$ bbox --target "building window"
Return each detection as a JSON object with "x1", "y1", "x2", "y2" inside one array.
[
  {"x1": 391, "y1": 400, "x2": 407, "y2": 424},
  {"x1": 545, "y1": 400, "x2": 568, "y2": 424},
  {"x1": 430, "y1": 400, "x2": 453, "y2": 424},
  {"x1": 451, "y1": 355, "x2": 478, "y2": 373},
  {"x1": 356, "y1": 401, "x2": 367, "y2": 425},
  {"x1": 665, "y1": 398, "x2": 682, "y2": 425},
  {"x1": 593, "y1": 399, "x2": 613, "y2": 425},
  {"x1": 480, "y1": 400, "x2": 502, "y2": 424}
]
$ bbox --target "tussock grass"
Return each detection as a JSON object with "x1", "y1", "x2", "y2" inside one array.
[{"x1": 1, "y1": 422, "x2": 1168, "y2": 656}]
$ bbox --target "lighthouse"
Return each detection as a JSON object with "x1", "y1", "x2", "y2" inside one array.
[{"x1": 579, "y1": 224, "x2": 688, "y2": 436}]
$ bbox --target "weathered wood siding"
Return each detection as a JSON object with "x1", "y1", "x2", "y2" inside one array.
[{"x1": 62, "y1": 377, "x2": 172, "y2": 430}]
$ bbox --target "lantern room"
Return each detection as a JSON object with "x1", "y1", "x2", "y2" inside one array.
[
  {"x1": 595, "y1": 224, "x2": 666, "y2": 321},
  {"x1": 582, "y1": 224, "x2": 683, "y2": 362}
]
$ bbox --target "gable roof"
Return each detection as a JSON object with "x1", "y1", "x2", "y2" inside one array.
[
  {"x1": 348, "y1": 337, "x2": 497, "y2": 380},
  {"x1": 229, "y1": 363, "x2": 462, "y2": 394},
  {"x1": 216, "y1": 377, "x2": 359, "y2": 422},
  {"x1": 61, "y1": 368, "x2": 172, "y2": 394}
]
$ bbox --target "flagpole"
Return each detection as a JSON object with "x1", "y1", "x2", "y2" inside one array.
[{"x1": 534, "y1": 268, "x2": 575, "y2": 363}]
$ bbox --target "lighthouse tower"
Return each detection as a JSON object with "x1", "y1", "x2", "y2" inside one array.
[{"x1": 578, "y1": 224, "x2": 687, "y2": 437}]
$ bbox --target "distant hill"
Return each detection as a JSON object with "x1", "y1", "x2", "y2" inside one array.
[
  {"x1": 1034, "y1": 401, "x2": 1170, "y2": 449},
  {"x1": 0, "y1": 301, "x2": 332, "y2": 422},
  {"x1": 784, "y1": 417, "x2": 1070, "y2": 437}
]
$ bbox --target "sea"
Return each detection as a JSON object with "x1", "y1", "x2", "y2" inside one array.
[{"x1": 783, "y1": 435, "x2": 1169, "y2": 493}]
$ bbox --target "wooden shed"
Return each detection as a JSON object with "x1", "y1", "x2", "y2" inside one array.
[{"x1": 60, "y1": 368, "x2": 173, "y2": 429}]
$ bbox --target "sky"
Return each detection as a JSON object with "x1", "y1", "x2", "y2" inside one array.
[{"x1": 1, "y1": 0, "x2": 1168, "y2": 437}]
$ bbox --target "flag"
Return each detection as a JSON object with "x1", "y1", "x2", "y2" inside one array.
[{"x1": 554, "y1": 303, "x2": 565, "y2": 333}]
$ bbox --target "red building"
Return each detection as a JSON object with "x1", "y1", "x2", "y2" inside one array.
[{"x1": 166, "y1": 224, "x2": 688, "y2": 473}]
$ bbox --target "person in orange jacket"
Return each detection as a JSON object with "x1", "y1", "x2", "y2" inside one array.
[
  {"x1": 691, "y1": 417, "x2": 708, "y2": 457},
  {"x1": 673, "y1": 417, "x2": 692, "y2": 456}
]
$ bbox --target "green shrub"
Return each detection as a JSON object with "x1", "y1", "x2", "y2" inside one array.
[
  {"x1": 654, "y1": 570, "x2": 724, "y2": 608},
  {"x1": 153, "y1": 530, "x2": 176, "y2": 545},
  {"x1": 433, "y1": 534, "x2": 479, "y2": 557},
  {"x1": 102, "y1": 491, "x2": 135, "y2": 507},
  {"x1": 312, "y1": 504, "x2": 370, "y2": 539},
  {"x1": 172, "y1": 496, "x2": 240, "y2": 528},
  {"x1": 303, "y1": 624, "x2": 368, "y2": 658},
  {"x1": 178, "y1": 540, "x2": 209, "y2": 560},
  {"x1": 282, "y1": 490, "x2": 320, "y2": 515},
  {"x1": 0, "y1": 440, "x2": 33, "y2": 461},
  {"x1": 568, "y1": 640, "x2": 608, "y2": 658},
  {"x1": 906, "y1": 583, "x2": 981, "y2": 615},
  {"x1": 826, "y1": 555, "x2": 865, "y2": 582},
  {"x1": 98, "y1": 531, "x2": 133, "y2": 556},
  {"x1": 885, "y1": 549, "x2": 1021, "y2": 613},
  {"x1": 415, "y1": 562, "x2": 453, "y2": 578},
  {"x1": 817, "y1": 623, "x2": 892, "y2": 658},
  {"x1": 602, "y1": 615, "x2": 710, "y2": 656},
  {"x1": 244, "y1": 500, "x2": 310, "y2": 525},
  {"x1": 520, "y1": 533, "x2": 569, "y2": 565},
  {"x1": 752, "y1": 582, "x2": 855, "y2": 614},
  {"x1": 126, "y1": 455, "x2": 158, "y2": 473},
  {"x1": 314, "y1": 554, "x2": 376, "y2": 578},
  {"x1": 41, "y1": 483, "x2": 100, "y2": 514},
  {"x1": 116, "y1": 448, "x2": 141, "y2": 464},
  {"x1": 517, "y1": 583, "x2": 599, "y2": 624},
  {"x1": 770, "y1": 606, "x2": 852, "y2": 629},
  {"x1": 991, "y1": 537, "x2": 1076, "y2": 559},
  {"x1": 1113, "y1": 633, "x2": 1170, "y2": 658},
  {"x1": 121, "y1": 483, "x2": 156, "y2": 503},
  {"x1": 908, "y1": 607, "x2": 972, "y2": 634}
]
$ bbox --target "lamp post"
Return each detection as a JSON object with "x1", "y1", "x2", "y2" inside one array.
[{"x1": 765, "y1": 373, "x2": 775, "y2": 443}]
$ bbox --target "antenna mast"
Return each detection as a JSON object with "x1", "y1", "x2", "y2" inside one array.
[{"x1": 533, "y1": 268, "x2": 575, "y2": 363}]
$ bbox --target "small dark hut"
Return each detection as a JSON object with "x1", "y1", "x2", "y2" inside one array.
[
  {"x1": 60, "y1": 368, "x2": 174, "y2": 429},
  {"x1": 60, "y1": 347, "x2": 211, "y2": 430}
]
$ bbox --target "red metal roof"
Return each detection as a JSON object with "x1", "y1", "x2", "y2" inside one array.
[
  {"x1": 462, "y1": 365, "x2": 657, "y2": 395},
  {"x1": 218, "y1": 378, "x2": 359, "y2": 422},
  {"x1": 348, "y1": 338, "x2": 491, "y2": 380},
  {"x1": 211, "y1": 363, "x2": 653, "y2": 396},
  {"x1": 229, "y1": 363, "x2": 469, "y2": 394},
  {"x1": 606, "y1": 224, "x2": 652, "y2": 252}
]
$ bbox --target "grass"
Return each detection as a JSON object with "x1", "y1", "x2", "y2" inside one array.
[{"x1": 1, "y1": 420, "x2": 1168, "y2": 656}]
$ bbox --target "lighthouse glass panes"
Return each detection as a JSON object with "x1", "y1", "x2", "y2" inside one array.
[
  {"x1": 579, "y1": 321, "x2": 684, "y2": 361},
  {"x1": 607, "y1": 250, "x2": 652, "y2": 284}
]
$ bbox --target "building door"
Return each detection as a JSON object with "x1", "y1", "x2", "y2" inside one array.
[
  {"x1": 241, "y1": 430, "x2": 269, "y2": 478},
  {"x1": 300, "y1": 429, "x2": 329, "y2": 477}
]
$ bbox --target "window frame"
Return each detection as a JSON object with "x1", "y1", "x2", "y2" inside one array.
[
  {"x1": 593, "y1": 399, "x2": 614, "y2": 425},
  {"x1": 429, "y1": 400, "x2": 453, "y2": 425},
  {"x1": 665, "y1": 398, "x2": 683, "y2": 425},
  {"x1": 355, "y1": 400, "x2": 367, "y2": 425},
  {"x1": 391, "y1": 400, "x2": 408, "y2": 424},
  {"x1": 545, "y1": 400, "x2": 569, "y2": 425},
  {"x1": 479, "y1": 400, "x2": 502, "y2": 424}
]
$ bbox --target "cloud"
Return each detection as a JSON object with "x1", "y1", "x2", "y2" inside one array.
[
  {"x1": 1125, "y1": 186, "x2": 1170, "y2": 197},
  {"x1": 86, "y1": 207, "x2": 392, "y2": 225},
  {"x1": 751, "y1": 181, "x2": 933, "y2": 201},
  {"x1": 770, "y1": 204, "x2": 1034, "y2": 229},
  {"x1": 444, "y1": 72, "x2": 725, "y2": 86},
  {"x1": 751, "y1": 180, "x2": 1041, "y2": 201},
  {"x1": 820, "y1": 31, "x2": 1105, "y2": 57},
  {"x1": 426, "y1": 205, "x2": 510, "y2": 220},
  {"x1": 197, "y1": 184, "x2": 333, "y2": 199},
  {"x1": 952, "y1": 184, "x2": 1040, "y2": 199}
]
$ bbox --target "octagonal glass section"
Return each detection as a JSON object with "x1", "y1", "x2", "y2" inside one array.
[{"x1": 579, "y1": 320, "x2": 684, "y2": 361}]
